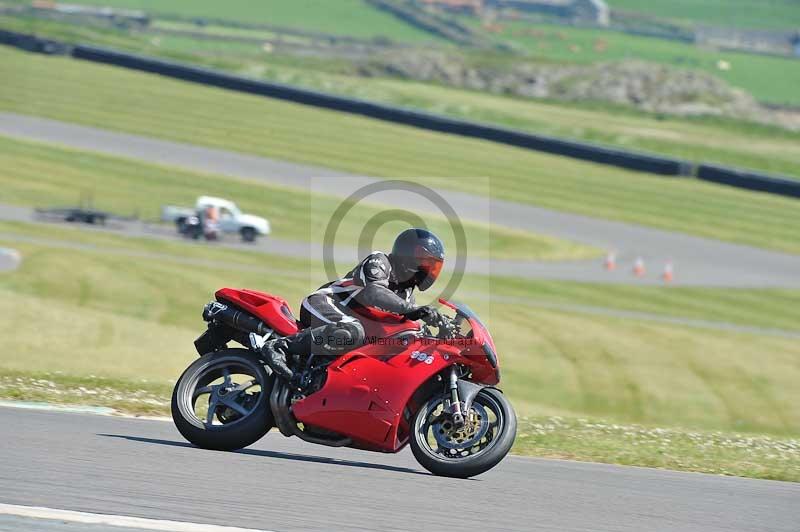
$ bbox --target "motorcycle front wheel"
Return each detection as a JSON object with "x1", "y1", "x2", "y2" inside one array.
[
  {"x1": 410, "y1": 387, "x2": 516, "y2": 478},
  {"x1": 171, "y1": 349, "x2": 275, "y2": 451}
]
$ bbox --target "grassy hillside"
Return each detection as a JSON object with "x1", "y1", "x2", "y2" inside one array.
[
  {"x1": 0, "y1": 135, "x2": 596, "y2": 261},
  {"x1": 1, "y1": 221, "x2": 798, "y2": 479},
  {"x1": 85, "y1": 0, "x2": 434, "y2": 41},
  {"x1": 1, "y1": 47, "x2": 798, "y2": 254},
  {"x1": 222, "y1": 64, "x2": 800, "y2": 179},
  {"x1": 66, "y1": 0, "x2": 800, "y2": 35},
  {"x1": 79, "y1": 0, "x2": 438, "y2": 42},
  {"x1": 489, "y1": 279, "x2": 800, "y2": 332},
  {"x1": 609, "y1": 0, "x2": 800, "y2": 30},
  {"x1": 486, "y1": 20, "x2": 800, "y2": 106},
  {"x1": 4, "y1": 14, "x2": 800, "y2": 178}
]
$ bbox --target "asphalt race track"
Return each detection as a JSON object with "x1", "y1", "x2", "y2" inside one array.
[
  {"x1": 2, "y1": 112, "x2": 800, "y2": 288},
  {"x1": 0, "y1": 407, "x2": 798, "y2": 532}
]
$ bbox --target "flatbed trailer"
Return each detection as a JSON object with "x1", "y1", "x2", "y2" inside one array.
[{"x1": 35, "y1": 207, "x2": 110, "y2": 225}]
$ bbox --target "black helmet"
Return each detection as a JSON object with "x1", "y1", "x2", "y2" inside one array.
[{"x1": 390, "y1": 228, "x2": 445, "y2": 292}]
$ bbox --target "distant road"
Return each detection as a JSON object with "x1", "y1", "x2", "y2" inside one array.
[
  {"x1": 1, "y1": 407, "x2": 798, "y2": 532},
  {"x1": 2, "y1": 112, "x2": 800, "y2": 287}
]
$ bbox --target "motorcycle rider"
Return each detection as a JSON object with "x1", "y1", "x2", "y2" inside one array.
[{"x1": 260, "y1": 228, "x2": 446, "y2": 379}]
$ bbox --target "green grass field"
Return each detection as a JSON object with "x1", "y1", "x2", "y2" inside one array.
[
  {"x1": 2, "y1": 220, "x2": 799, "y2": 434},
  {"x1": 486, "y1": 20, "x2": 800, "y2": 106},
  {"x1": 82, "y1": 0, "x2": 440, "y2": 42},
  {"x1": 51, "y1": 0, "x2": 800, "y2": 38},
  {"x1": 512, "y1": 415, "x2": 799, "y2": 482},
  {"x1": 5, "y1": 14, "x2": 800, "y2": 179},
  {"x1": 0, "y1": 221, "x2": 798, "y2": 479},
  {"x1": 2, "y1": 47, "x2": 799, "y2": 255},
  {"x1": 488, "y1": 279, "x2": 800, "y2": 332},
  {"x1": 218, "y1": 63, "x2": 800, "y2": 179},
  {"x1": 0, "y1": 135, "x2": 597, "y2": 261},
  {"x1": 608, "y1": 0, "x2": 800, "y2": 30}
]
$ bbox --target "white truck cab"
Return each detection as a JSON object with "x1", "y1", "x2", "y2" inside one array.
[{"x1": 162, "y1": 196, "x2": 270, "y2": 242}]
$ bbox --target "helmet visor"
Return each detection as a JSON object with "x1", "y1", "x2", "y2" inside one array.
[{"x1": 416, "y1": 250, "x2": 444, "y2": 291}]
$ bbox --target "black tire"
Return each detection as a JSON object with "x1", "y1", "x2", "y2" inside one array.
[
  {"x1": 410, "y1": 387, "x2": 516, "y2": 478},
  {"x1": 240, "y1": 227, "x2": 257, "y2": 243},
  {"x1": 171, "y1": 349, "x2": 275, "y2": 451},
  {"x1": 190, "y1": 225, "x2": 202, "y2": 240},
  {"x1": 176, "y1": 218, "x2": 187, "y2": 234}
]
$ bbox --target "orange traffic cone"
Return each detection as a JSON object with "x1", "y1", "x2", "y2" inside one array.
[
  {"x1": 633, "y1": 257, "x2": 646, "y2": 277},
  {"x1": 662, "y1": 261, "x2": 674, "y2": 283},
  {"x1": 604, "y1": 251, "x2": 617, "y2": 271}
]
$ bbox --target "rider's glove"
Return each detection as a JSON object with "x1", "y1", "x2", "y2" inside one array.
[{"x1": 407, "y1": 305, "x2": 442, "y2": 326}]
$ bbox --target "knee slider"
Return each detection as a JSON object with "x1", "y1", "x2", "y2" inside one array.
[
  {"x1": 341, "y1": 321, "x2": 365, "y2": 346},
  {"x1": 322, "y1": 321, "x2": 364, "y2": 353}
]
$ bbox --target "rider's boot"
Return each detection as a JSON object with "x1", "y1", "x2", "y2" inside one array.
[
  {"x1": 259, "y1": 321, "x2": 365, "y2": 380},
  {"x1": 260, "y1": 339, "x2": 294, "y2": 380}
]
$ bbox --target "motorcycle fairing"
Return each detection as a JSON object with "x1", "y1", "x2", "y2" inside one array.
[
  {"x1": 292, "y1": 340, "x2": 464, "y2": 452},
  {"x1": 215, "y1": 288, "x2": 299, "y2": 336},
  {"x1": 215, "y1": 288, "x2": 421, "y2": 341}
]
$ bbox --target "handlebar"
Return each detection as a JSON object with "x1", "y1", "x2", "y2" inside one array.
[{"x1": 423, "y1": 312, "x2": 458, "y2": 339}]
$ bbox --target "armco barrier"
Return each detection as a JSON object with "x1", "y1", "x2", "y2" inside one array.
[
  {"x1": 71, "y1": 45, "x2": 692, "y2": 177},
  {"x1": 0, "y1": 28, "x2": 69, "y2": 55},
  {"x1": 697, "y1": 164, "x2": 800, "y2": 199}
]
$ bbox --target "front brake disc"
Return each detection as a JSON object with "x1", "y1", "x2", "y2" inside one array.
[{"x1": 432, "y1": 402, "x2": 489, "y2": 450}]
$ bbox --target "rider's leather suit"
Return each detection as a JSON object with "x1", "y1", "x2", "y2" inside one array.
[{"x1": 287, "y1": 252, "x2": 426, "y2": 359}]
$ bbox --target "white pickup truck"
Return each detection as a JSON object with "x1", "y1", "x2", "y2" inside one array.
[{"x1": 162, "y1": 196, "x2": 271, "y2": 242}]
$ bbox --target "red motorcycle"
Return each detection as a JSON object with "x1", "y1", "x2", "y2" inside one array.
[{"x1": 171, "y1": 288, "x2": 517, "y2": 478}]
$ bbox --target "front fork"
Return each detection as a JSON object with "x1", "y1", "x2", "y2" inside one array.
[
  {"x1": 445, "y1": 365, "x2": 485, "y2": 429},
  {"x1": 448, "y1": 366, "x2": 465, "y2": 427}
]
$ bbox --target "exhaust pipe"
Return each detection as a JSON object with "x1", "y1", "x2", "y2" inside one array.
[
  {"x1": 269, "y1": 380, "x2": 351, "y2": 447},
  {"x1": 203, "y1": 301, "x2": 271, "y2": 336}
]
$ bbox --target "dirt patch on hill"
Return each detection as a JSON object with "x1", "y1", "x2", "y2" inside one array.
[{"x1": 359, "y1": 51, "x2": 800, "y2": 129}]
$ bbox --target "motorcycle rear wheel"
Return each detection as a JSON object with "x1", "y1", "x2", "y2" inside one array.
[
  {"x1": 171, "y1": 349, "x2": 275, "y2": 451},
  {"x1": 410, "y1": 387, "x2": 516, "y2": 478}
]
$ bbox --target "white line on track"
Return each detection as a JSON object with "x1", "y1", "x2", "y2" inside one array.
[
  {"x1": 0, "y1": 504, "x2": 275, "y2": 532},
  {"x1": 0, "y1": 400, "x2": 115, "y2": 415},
  {"x1": 0, "y1": 401, "x2": 171, "y2": 421}
]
